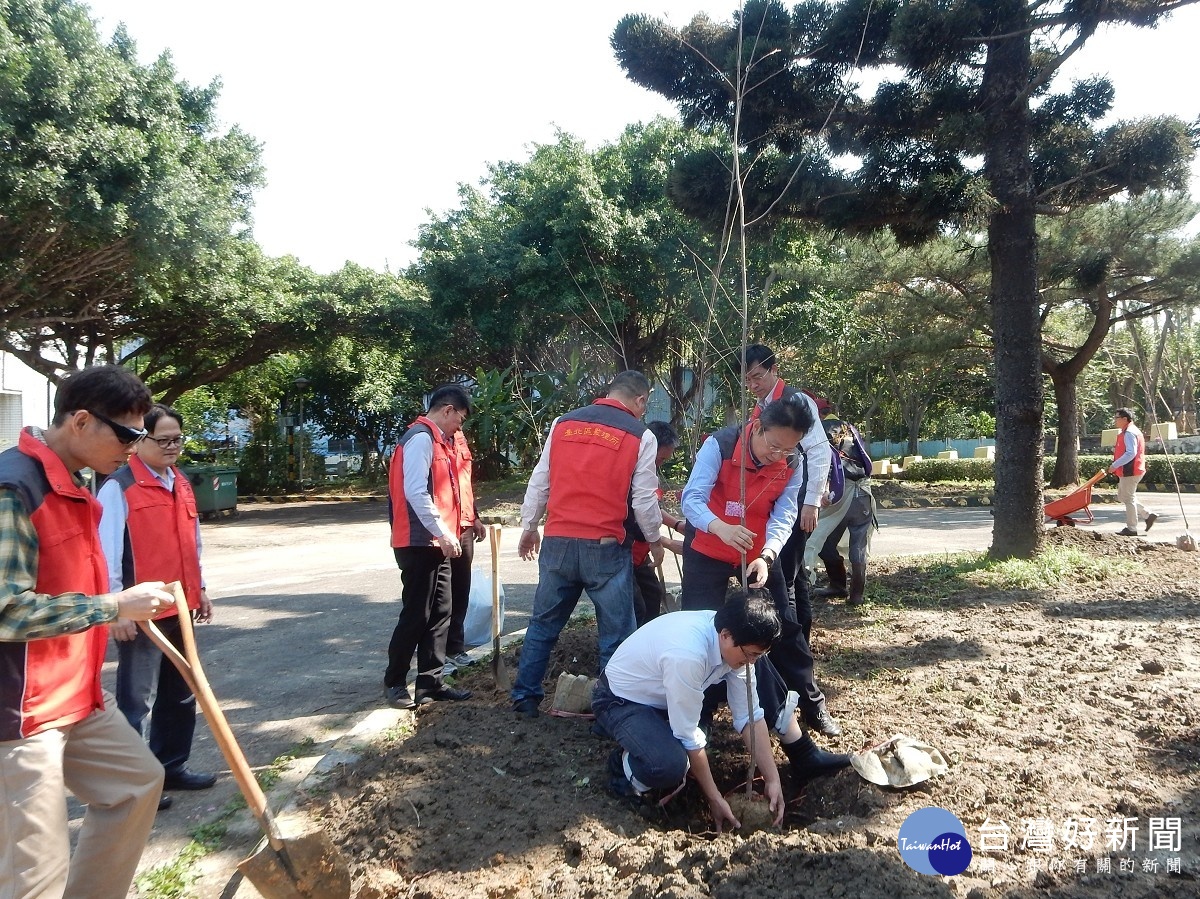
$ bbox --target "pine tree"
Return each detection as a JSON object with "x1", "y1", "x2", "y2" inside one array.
[{"x1": 613, "y1": 0, "x2": 1196, "y2": 557}]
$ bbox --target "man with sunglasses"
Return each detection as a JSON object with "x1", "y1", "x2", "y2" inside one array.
[
  {"x1": 0, "y1": 365, "x2": 175, "y2": 899},
  {"x1": 98, "y1": 403, "x2": 217, "y2": 810}
]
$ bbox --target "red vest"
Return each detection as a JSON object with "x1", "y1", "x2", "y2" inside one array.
[
  {"x1": 690, "y1": 425, "x2": 797, "y2": 565},
  {"x1": 1114, "y1": 428, "x2": 1146, "y2": 477},
  {"x1": 0, "y1": 429, "x2": 109, "y2": 740},
  {"x1": 453, "y1": 431, "x2": 476, "y2": 529},
  {"x1": 389, "y1": 416, "x2": 462, "y2": 547},
  {"x1": 108, "y1": 455, "x2": 202, "y2": 616},
  {"x1": 544, "y1": 399, "x2": 647, "y2": 542}
]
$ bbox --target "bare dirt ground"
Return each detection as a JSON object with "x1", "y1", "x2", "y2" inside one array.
[{"x1": 305, "y1": 529, "x2": 1199, "y2": 899}]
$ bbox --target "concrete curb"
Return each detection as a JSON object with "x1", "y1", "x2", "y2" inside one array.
[{"x1": 269, "y1": 631, "x2": 530, "y2": 800}]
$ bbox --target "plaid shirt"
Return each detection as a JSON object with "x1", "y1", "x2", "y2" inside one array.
[{"x1": 0, "y1": 446, "x2": 118, "y2": 642}]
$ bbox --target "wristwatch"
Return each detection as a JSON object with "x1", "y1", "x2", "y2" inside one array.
[{"x1": 760, "y1": 549, "x2": 777, "y2": 566}]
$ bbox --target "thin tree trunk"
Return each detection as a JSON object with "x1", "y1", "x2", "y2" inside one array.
[{"x1": 1049, "y1": 375, "x2": 1080, "y2": 487}]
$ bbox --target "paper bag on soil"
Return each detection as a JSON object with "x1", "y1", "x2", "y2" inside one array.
[{"x1": 850, "y1": 734, "x2": 949, "y2": 787}]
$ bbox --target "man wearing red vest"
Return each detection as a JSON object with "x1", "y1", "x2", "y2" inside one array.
[
  {"x1": 742, "y1": 345, "x2": 838, "y2": 736},
  {"x1": 444, "y1": 428, "x2": 486, "y2": 671},
  {"x1": 1110, "y1": 407, "x2": 1158, "y2": 536},
  {"x1": 511, "y1": 371, "x2": 664, "y2": 718},
  {"x1": 98, "y1": 403, "x2": 217, "y2": 811},
  {"x1": 0, "y1": 365, "x2": 174, "y2": 899},
  {"x1": 385, "y1": 385, "x2": 474, "y2": 709}
]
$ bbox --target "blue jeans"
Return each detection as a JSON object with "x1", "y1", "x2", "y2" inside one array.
[
  {"x1": 591, "y1": 675, "x2": 688, "y2": 790},
  {"x1": 510, "y1": 536, "x2": 635, "y2": 703},
  {"x1": 115, "y1": 616, "x2": 197, "y2": 774}
]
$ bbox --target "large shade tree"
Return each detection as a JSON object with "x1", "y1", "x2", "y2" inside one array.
[
  {"x1": 613, "y1": 0, "x2": 1197, "y2": 557},
  {"x1": 0, "y1": 0, "x2": 342, "y2": 394},
  {"x1": 415, "y1": 119, "x2": 720, "y2": 376}
]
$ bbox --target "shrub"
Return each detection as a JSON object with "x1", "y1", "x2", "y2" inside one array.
[
  {"x1": 897, "y1": 458, "x2": 995, "y2": 482},
  {"x1": 895, "y1": 454, "x2": 1200, "y2": 485}
]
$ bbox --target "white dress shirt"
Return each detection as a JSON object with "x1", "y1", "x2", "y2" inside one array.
[{"x1": 603, "y1": 610, "x2": 763, "y2": 751}]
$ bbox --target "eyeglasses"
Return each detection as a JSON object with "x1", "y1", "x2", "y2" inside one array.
[
  {"x1": 739, "y1": 645, "x2": 770, "y2": 664},
  {"x1": 149, "y1": 436, "x2": 184, "y2": 449},
  {"x1": 758, "y1": 431, "x2": 797, "y2": 461},
  {"x1": 744, "y1": 366, "x2": 773, "y2": 386},
  {"x1": 87, "y1": 410, "x2": 148, "y2": 446}
]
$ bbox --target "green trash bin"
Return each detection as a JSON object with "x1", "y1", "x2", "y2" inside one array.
[{"x1": 182, "y1": 465, "x2": 239, "y2": 518}]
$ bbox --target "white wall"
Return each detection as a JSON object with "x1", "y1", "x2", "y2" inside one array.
[{"x1": 0, "y1": 354, "x2": 53, "y2": 449}]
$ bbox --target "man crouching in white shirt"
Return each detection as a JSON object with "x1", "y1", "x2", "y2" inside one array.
[{"x1": 591, "y1": 591, "x2": 850, "y2": 832}]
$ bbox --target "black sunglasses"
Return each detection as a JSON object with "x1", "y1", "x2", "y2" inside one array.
[{"x1": 87, "y1": 409, "x2": 148, "y2": 446}]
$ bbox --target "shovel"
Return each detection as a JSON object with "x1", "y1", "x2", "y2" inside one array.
[
  {"x1": 139, "y1": 583, "x2": 351, "y2": 899},
  {"x1": 490, "y1": 525, "x2": 511, "y2": 691}
]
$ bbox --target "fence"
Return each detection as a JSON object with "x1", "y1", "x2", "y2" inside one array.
[{"x1": 867, "y1": 438, "x2": 995, "y2": 461}]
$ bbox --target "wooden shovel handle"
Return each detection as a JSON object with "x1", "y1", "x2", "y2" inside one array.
[
  {"x1": 138, "y1": 582, "x2": 287, "y2": 851},
  {"x1": 490, "y1": 525, "x2": 501, "y2": 637}
]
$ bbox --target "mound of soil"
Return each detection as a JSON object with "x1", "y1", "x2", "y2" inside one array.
[{"x1": 312, "y1": 532, "x2": 1200, "y2": 898}]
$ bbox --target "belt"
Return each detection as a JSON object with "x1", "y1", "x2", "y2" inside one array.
[{"x1": 576, "y1": 536, "x2": 619, "y2": 545}]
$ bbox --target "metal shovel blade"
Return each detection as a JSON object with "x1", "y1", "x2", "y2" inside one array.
[{"x1": 237, "y1": 829, "x2": 351, "y2": 899}]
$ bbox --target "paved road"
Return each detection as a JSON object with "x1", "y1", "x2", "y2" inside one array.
[{"x1": 100, "y1": 490, "x2": 1200, "y2": 892}]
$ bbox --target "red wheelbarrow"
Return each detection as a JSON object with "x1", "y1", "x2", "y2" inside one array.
[{"x1": 1044, "y1": 470, "x2": 1107, "y2": 526}]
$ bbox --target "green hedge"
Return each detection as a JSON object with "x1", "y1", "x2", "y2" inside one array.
[{"x1": 896, "y1": 454, "x2": 1200, "y2": 486}]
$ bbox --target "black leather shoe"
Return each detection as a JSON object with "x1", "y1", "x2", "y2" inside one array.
[
  {"x1": 163, "y1": 768, "x2": 217, "y2": 791},
  {"x1": 157, "y1": 793, "x2": 173, "y2": 811},
  {"x1": 1145, "y1": 513, "x2": 1158, "y2": 533},
  {"x1": 415, "y1": 686, "x2": 472, "y2": 704},
  {"x1": 804, "y1": 706, "x2": 843, "y2": 737},
  {"x1": 512, "y1": 697, "x2": 540, "y2": 718},
  {"x1": 782, "y1": 733, "x2": 852, "y2": 781},
  {"x1": 1116, "y1": 527, "x2": 1139, "y2": 537}
]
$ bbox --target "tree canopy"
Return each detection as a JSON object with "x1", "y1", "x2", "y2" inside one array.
[
  {"x1": 613, "y1": 0, "x2": 1198, "y2": 557},
  {"x1": 0, "y1": 0, "x2": 265, "y2": 378},
  {"x1": 415, "y1": 119, "x2": 722, "y2": 376}
]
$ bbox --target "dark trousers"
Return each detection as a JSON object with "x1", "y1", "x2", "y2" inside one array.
[
  {"x1": 681, "y1": 539, "x2": 826, "y2": 718},
  {"x1": 115, "y1": 615, "x2": 196, "y2": 774},
  {"x1": 386, "y1": 546, "x2": 453, "y2": 694},
  {"x1": 779, "y1": 524, "x2": 812, "y2": 641},
  {"x1": 446, "y1": 535, "x2": 476, "y2": 656},
  {"x1": 632, "y1": 557, "x2": 664, "y2": 628}
]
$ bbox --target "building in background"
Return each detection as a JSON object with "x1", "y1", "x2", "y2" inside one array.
[{"x1": 0, "y1": 353, "x2": 52, "y2": 450}]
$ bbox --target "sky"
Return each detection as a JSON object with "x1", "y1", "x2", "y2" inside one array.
[{"x1": 82, "y1": 1, "x2": 1200, "y2": 276}]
